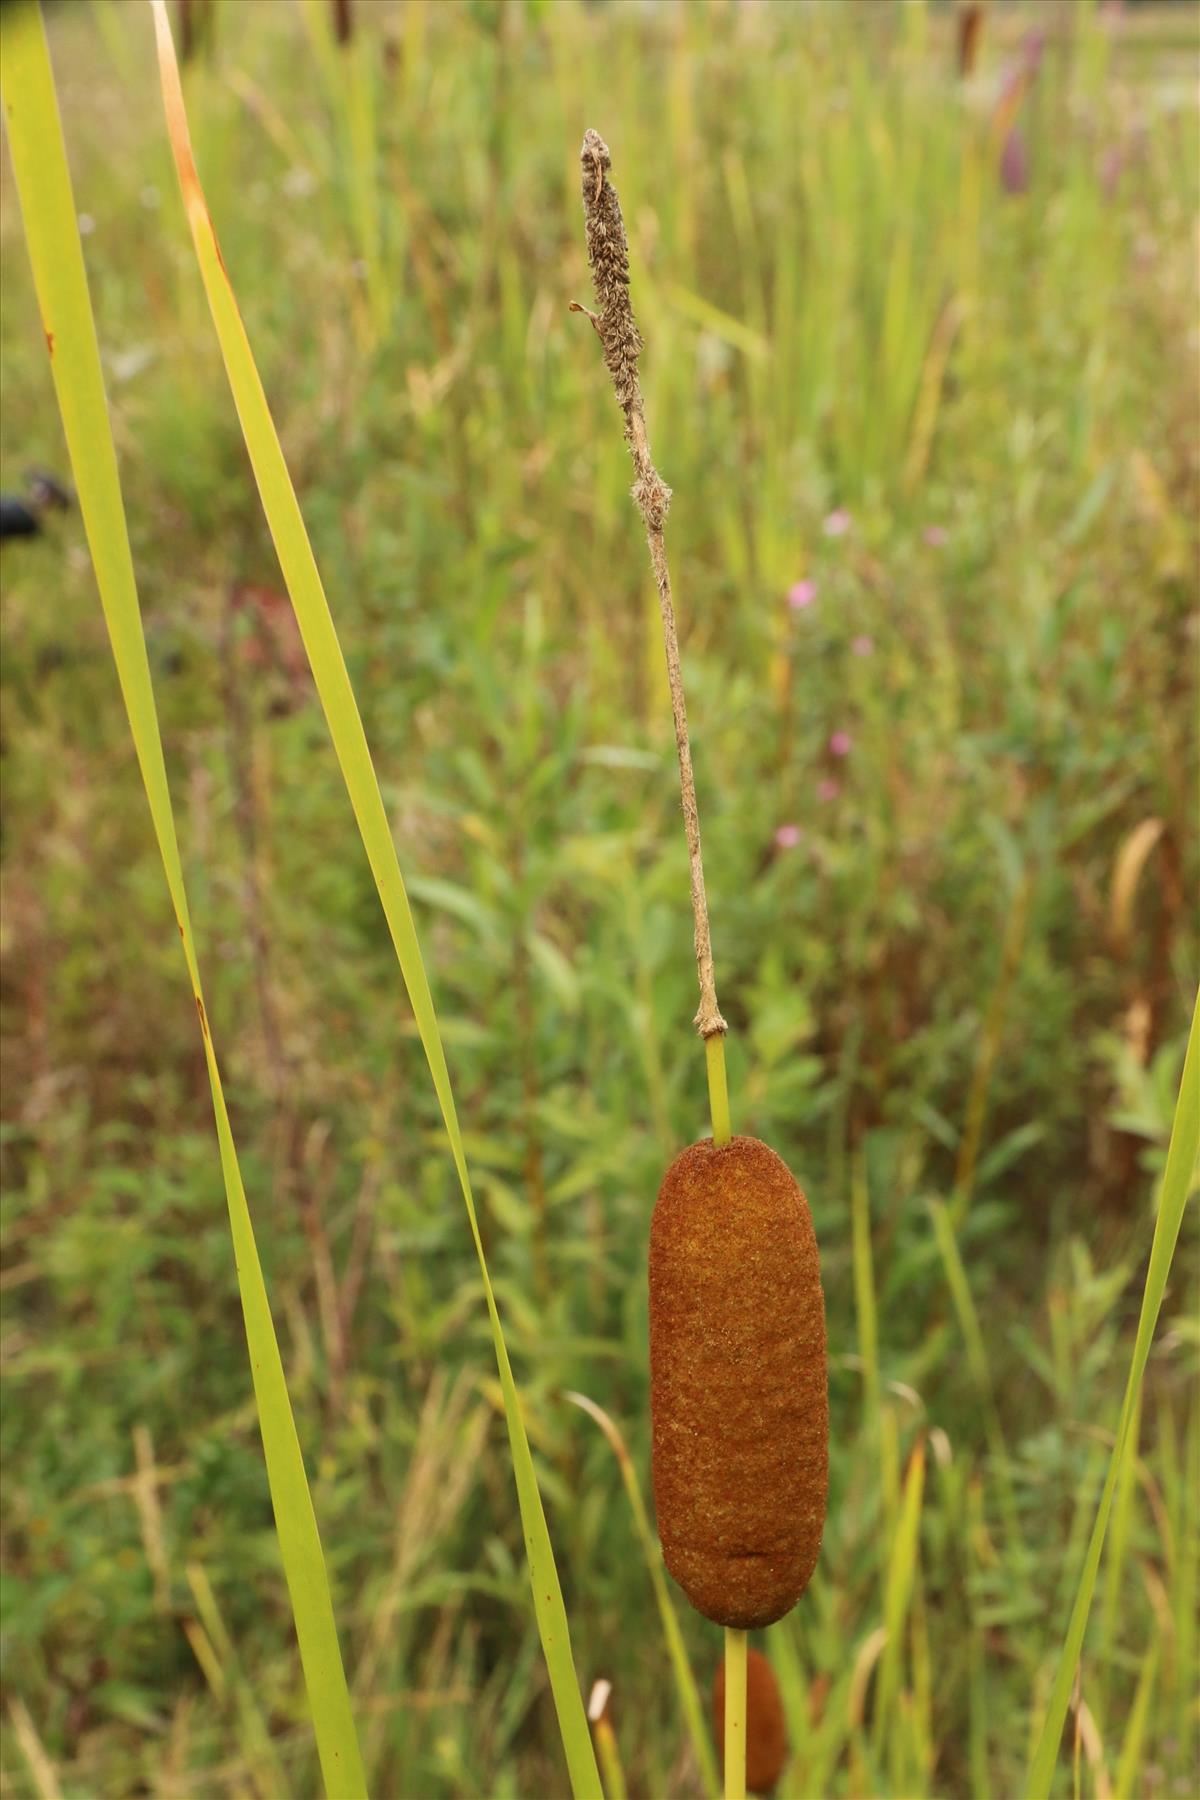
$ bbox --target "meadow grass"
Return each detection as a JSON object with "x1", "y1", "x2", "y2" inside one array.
[{"x1": 1, "y1": 2, "x2": 1197, "y2": 1796}]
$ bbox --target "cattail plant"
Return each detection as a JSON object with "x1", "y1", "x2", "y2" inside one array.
[{"x1": 575, "y1": 129, "x2": 829, "y2": 1800}]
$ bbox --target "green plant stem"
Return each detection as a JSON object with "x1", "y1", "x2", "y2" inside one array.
[
  {"x1": 724, "y1": 1628, "x2": 747, "y2": 1800},
  {"x1": 950, "y1": 870, "x2": 1031, "y2": 1229},
  {"x1": 706, "y1": 1034, "x2": 732, "y2": 1148},
  {"x1": 1026, "y1": 987, "x2": 1199, "y2": 1798},
  {"x1": 710, "y1": 1010, "x2": 737, "y2": 1800}
]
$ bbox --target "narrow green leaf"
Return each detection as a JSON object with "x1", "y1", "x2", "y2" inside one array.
[
  {"x1": 0, "y1": 11, "x2": 365, "y2": 1796},
  {"x1": 1112, "y1": 1641, "x2": 1159, "y2": 1800},
  {"x1": 148, "y1": 6, "x2": 601, "y2": 1792},
  {"x1": 927, "y1": 1196, "x2": 1023, "y2": 1553},
  {"x1": 873, "y1": 1441, "x2": 926, "y2": 1763},
  {"x1": 1027, "y1": 988, "x2": 1199, "y2": 1798},
  {"x1": 850, "y1": 1154, "x2": 881, "y2": 1433},
  {"x1": 1097, "y1": 1385, "x2": 1142, "y2": 1688}
]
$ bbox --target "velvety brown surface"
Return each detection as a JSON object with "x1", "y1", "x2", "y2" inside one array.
[
  {"x1": 714, "y1": 1647, "x2": 789, "y2": 1795},
  {"x1": 649, "y1": 1135, "x2": 828, "y2": 1629}
]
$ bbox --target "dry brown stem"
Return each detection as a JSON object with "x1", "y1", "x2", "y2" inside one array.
[{"x1": 577, "y1": 127, "x2": 726, "y2": 1039}]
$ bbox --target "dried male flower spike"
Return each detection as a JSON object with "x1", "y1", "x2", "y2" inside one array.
[
  {"x1": 576, "y1": 129, "x2": 723, "y2": 1039},
  {"x1": 649, "y1": 1135, "x2": 828, "y2": 1629},
  {"x1": 580, "y1": 129, "x2": 644, "y2": 421},
  {"x1": 713, "y1": 1648, "x2": 789, "y2": 1795}
]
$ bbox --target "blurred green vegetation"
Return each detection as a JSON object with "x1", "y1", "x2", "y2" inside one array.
[{"x1": 0, "y1": 1, "x2": 1196, "y2": 1797}]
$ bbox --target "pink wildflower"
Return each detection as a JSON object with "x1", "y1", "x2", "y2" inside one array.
[
  {"x1": 1000, "y1": 127, "x2": 1029, "y2": 195},
  {"x1": 774, "y1": 824, "x2": 802, "y2": 850},
  {"x1": 829, "y1": 731, "x2": 853, "y2": 757},
  {"x1": 823, "y1": 508, "x2": 851, "y2": 538},
  {"x1": 923, "y1": 525, "x2": 949, "y2": 547},
  {"x1": 817, "y1": 777, "x2": 840, "y2": 803},
  {"x1": 851, "y1": 634, "x2": 874, "y2": 657},
  {"x1": 788, "y1": 579, "x2": 818, "y2": 610}
]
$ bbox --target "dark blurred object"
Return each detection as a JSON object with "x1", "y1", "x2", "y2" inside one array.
[
  {"x1": 333, "y1": 0, "x2": 352, "y2": 46},
  {"x1": 0, "y1": 467, "x2": 71, "y2": 541},
  {"x1": 177, "y1": 0, "x2": 215, "y2": 64},
  {"x1": 713, "y1": 1649, "x2": 789, "y2": 1795},
  {"x1": 0, "y1": 497, "x2": 39, "y2": 541},
  {"x1": 957, "y1": 2, "x2": 985, "y2": 77},
  {"x1": 26, "y1": 468, "x2": 70, "y2": 512}
]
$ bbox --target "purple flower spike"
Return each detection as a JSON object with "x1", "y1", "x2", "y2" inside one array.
[
  {"x1": 923, "y1": 525, "x2": 949, "y2": 547},
  {"x1": 851, "y1": 634, "x2": 874, "y2": 657},
  {"x1": 788, "y1": 579, "x2": 818, "y2": 610},
  {"x1": 817, "y1": 777, "x2": 841, "y2": 803},
  {"x1": 829, "y1": 731, "x2": 853, "y2": 757},
  {"x1": 1001, "y1": 127, "x2": 1029, "y2": 195},
  {"x1": 823, "y1": 508, "x2": 851, "y2": 538},
  {"x1": 774, "y1": 824, "x2": 802, "y2": 849}
]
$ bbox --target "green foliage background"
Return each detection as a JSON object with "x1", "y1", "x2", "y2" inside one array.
[{"x1": 1, "y1": 2, "x2": 1196, "y2": 1796}]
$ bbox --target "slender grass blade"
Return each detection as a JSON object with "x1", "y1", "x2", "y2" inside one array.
[
  {"x1": 0, "y1": 9, "x2": 366, "y2": 1796},
  {"x1": 1027, "y1": 989, "x2": 1199, "y2": 1798},
  {"x1": 1113, "y1": 1642, "x2": 1158, "y2": 1800},
  {"x1": 873, "y1": 1440, "x2": 926, "y2": 1765},
  {"x1": 149, "y1": 6, "x2": 600, "y2": 1790}
]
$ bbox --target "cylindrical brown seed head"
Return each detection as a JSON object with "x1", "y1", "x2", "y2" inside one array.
[
  {"x1": 649, "y1": 1135, "x2": 828, "y2": 1629},
  {"x1": 713, "y1": 1648, "x2": 789, "y2": 1796}
]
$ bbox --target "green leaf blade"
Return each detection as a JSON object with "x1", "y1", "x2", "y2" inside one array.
[
  {"x1": 149, "y1": 6, "x2": 601, "y2": 1793},
  {"x1": 1026, "y1": 988, "x2": 1199, "y2": 1798},
  {"x1": 0, "y1": 11, "x2": 365, "y2": 1796}
]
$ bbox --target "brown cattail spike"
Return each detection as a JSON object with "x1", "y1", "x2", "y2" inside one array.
[
  {"x1": 957, "y1": 1, "x2": 985, "y2": 78},
  {"x1": 714, "y1": 1649, "x2": 789, "y2": 1795},
  {"x1": 649, "y1": 1136, "x2": 828, "y2": 1629}
]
